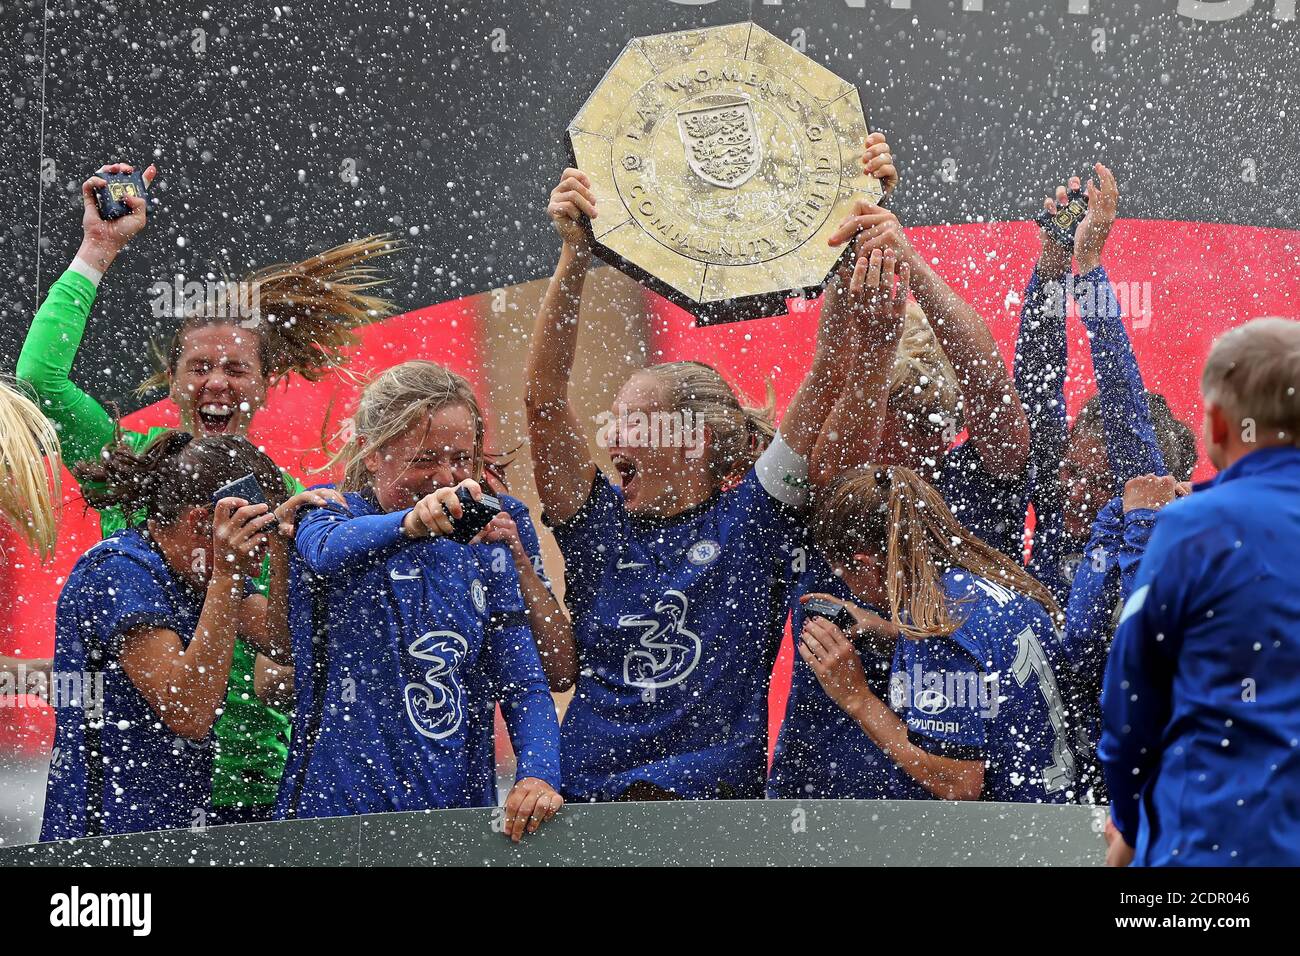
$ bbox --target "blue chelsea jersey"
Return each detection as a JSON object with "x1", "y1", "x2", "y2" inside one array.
[
  {"x1": 549, "y1": 466, "x2": 807, "y2": 801},
  {"x1": 42, "y1": 529, "x2": 214, "y2": 841},
  {"x1": 279, "y1": 492, "x2": 559, "y2": 819},
  {"x1": 891, "y1": 570, "x2": 1077, "y2": 803}
]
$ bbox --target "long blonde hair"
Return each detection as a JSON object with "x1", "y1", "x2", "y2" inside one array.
[
  {"x1": 326, "y1": 360, "x2": 485, "y2": 493},
  {"x1": 139, "y1": 234, "x2": 400, "y2": 394},
  {"x1": 813, "y1": 465, "x2": 1061, "y2": 639},
  {"x1": 0, "y1": 379, "x2": 62, "y2": 559},
  {"x1": 641, "y1": 360, "x2": 775, "y2": 488}
]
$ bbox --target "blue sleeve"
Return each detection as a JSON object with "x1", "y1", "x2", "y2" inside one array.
[
  {"x1": 1071, "y1": 266, "x2": 1166, "y2": 486},
  {"x1": 1118, "y1": 507, "x2": 1160, "y2": 601},
  {"x1": 545, "y1": 472, "x2": 625, "y2": 621},
  {"x1": 1014, "y1": 267, "x2": 1072, "y2": 600},
  {"x1": 480, "y1": 623, "x2": 562, "y2": 790},
  {"x1": 1015, "y1": 267, "x2": 1069, "y2": 504},
  {"x1": 898, "y1": 638, "x2": 987, "y2": 760},
  {"x1": 1099, "y1": 509, "x2": 1205, "y2": 844},
  {"x1": 1060, "y1": 497, "x2": 1125, "y2": 698},
  {"x1": 85, "y1": 554, "x2": 177, "y2": 654},
  {"x1": 294, "y1": 502, "x2": 411, "y2": 576}
]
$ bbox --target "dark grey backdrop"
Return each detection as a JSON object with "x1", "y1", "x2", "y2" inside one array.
[{"x1": 4, "y1": 0, "x2": 1296, "y2": 415}]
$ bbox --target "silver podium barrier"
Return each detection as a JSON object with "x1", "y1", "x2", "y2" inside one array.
[{"x1": 0, "y1": 800, "x2": 1106, "y2": 866}]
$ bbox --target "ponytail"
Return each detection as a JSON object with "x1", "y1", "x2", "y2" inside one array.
[
  {"x1": 139, "y1": 234, "x2": 401, "y2": 394},
  {"x1": 76, "y1": 431, "x2": 286, "y2": 525},
  {"x1": 813, "y1": 465, "x2": 1062, "y2": 640}
]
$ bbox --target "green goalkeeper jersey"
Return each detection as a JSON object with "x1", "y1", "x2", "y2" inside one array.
[{"x1": 17, "y1": 264, "x2": 299, "y2": 809}]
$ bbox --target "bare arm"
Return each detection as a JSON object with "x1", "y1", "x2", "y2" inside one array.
[
  {"x1": 798, "y1": 615, "x2": 984, "y2": 801},
  {"x1": 526, "y1": 169, "x2": 599, "y2": 524},
  {"x1": 254, "y1": 653, "x2": 294, "y2": 710},
  {"x1": 478, "y1": 511, "x2": 577, "y2": 693},
  {"x1": 843, "y1": 690, "x2": 985, "y2": 801},
  {"x1": 119, "y1": 501, "x2": 277, "y2": 740},
  {"x1": 120, "y1": 579, "x2": 246, "y2": 741},
  {"x1": 835, "y1": 208, "x2": 1031, "y2": 480},
  {"x1": 810, "y1": 246, "x2": 910, "y2": 490},
  {"x1": 776, "y1": 249, "x2": 860, "y2": 462}
]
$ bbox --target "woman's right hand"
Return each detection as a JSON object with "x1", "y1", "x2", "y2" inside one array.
[
  {"x1": 402, "y1": 478, "x2": 483, "y2": 539},
  {"x1": 1035, "y1": 176, "x2": 1079, "y2": 281},
  {"x1": 548, "y1": 168, "x2": 596, "y2": 252},
  {"x1": 79, "y1": 162, "x2": 157, "y2": 263},
  {"x1": 212, "y1": 498, "x2": 277, "y2": 583}
]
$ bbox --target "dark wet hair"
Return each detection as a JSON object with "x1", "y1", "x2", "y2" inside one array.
[
  {"x1": 75, "y1": 431, "x2": 287, "y2": 525},
  {"x1": 1072, "y1": 391, "x2": 1198, "y2": 482}
]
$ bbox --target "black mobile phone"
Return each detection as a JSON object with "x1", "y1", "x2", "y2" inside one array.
[
  {"x1": 444, "y1": 486, "x2": 502, "y2": 544},
  {"x1": 1034, "y1": 185, "x2": 1089, "y2": 249},
  {"x1": 93, "y1": 170, "x2": 148, "y2": 221},
  {"x1": 212, "y1": 473, "x2": 267, "y2": 507},
  {"x1": 803, "y1": 595, "x2": 854, "y2": 631}
]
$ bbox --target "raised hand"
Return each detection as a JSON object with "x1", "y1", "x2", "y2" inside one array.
[
  {"x1": 212, "y1": 498, "x2": 277, "y2": 582},
  {"x1": 1035, "y1": 175, "x2": 1080, "y2": 280},
  {"x1": 547, "y1": 168, "x2": 596, "y2": 251},
  {"x1": 861, "y1": 131, "x2": 899, "y2": 197},
  {"x1": 402, "y1": 478, "x2": 483, "y2": 539},
  {"x1": 848, "y1": 247, "x2": 911, "y2": 355},
  {"x1": 1075, "y1": 162, "x2": 1119, "y2": 275},
  {"x1": 79, "y1": 162, "x2": 157, "y2": 267}
]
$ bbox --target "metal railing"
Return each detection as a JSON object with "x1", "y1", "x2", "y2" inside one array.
[{"x1": 0, "y1": 800, "x2": 1105, "y2": 866}]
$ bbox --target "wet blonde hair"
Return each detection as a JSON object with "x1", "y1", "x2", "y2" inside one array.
[
  {"x1": 0, "y1": 380, "x2": 62, "y2": 559},
  {"x1": 327, "y1": 360, "x2": 485, "y2": 493},
  {"x1": 813, "y1": 465, "x2": 1062, "y2": 640},
  {"x1": 640, "y1": 360, "x2": 775, "y2": 489},
  {"x1": 889, "y1": 302, "x2": 963, "y2": 429},
  {"x1": 139, "y1": 234, "x2": 400, "y2": 394}
]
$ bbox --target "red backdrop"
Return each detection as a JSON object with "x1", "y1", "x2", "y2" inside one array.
[{"x1": 3, "y1": 218, "x2": 1298, "y2": 759}]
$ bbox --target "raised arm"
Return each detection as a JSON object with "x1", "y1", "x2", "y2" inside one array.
[
  {"x1": 525, "y1": 169, "x2": 600, "y2": 525},
  {"x1": 834, "y1": 208, "x2": 1030, "y2": 480},
  {"x1": 1070, "y1": 164, "x2": 1166, "y2": 486},
  {"x1": 810, "y1": 244, "x2": 909, "y2": 490},
  {"x1": 17, "y1": 163, "x2": 157, "y2": 467},
  {"x1": 774, "y1": 234, "x2": 867, "y2": 465}
]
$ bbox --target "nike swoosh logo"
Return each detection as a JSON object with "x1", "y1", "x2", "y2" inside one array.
[
  {"x1": 616, "y1": 559, "x2": 647, "y2": 570},
  {"x1": 389, "y1": 569, "x2": 422, "y2": 581}
]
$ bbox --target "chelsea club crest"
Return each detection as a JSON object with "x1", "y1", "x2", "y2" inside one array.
[
  {"x1": 470, "y1": 578, "x2": 487, "y2": 614},
  {"x1": 687, "y1": 539, "x2": 720, "y2": 567}
]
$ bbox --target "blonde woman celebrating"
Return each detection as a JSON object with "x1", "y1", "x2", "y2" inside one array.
[
  {"x1": 527, "y1": 166, "x2": 874, "y2": 802},
  {"x1": 798, "y1": 463, "x2": 1074, "y2": 803},
  {"x1": 280, "y1": 361, "x2": 562, "y2": 838}
]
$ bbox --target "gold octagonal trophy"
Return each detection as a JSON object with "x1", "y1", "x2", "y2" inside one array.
[{"x1": 567, "y1": 21, "x2": 883, "y2": 324}]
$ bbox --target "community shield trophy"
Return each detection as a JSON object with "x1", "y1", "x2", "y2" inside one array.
[{"x1": 566, "y1": 21, "x2": 883, "y2": 324}]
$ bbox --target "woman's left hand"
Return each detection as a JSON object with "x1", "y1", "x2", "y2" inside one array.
[
  {"x1": 274, "y1": 488, "x2": 347, "y2": 537},
  {"x1": 798, "y1": 616, "x2": 871, "y2": 715},
  {"x1": 503, "y1": 777, "x2": 564, "y2": 843}
]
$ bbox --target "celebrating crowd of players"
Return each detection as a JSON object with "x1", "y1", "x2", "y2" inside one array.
[{"x1": 7, "y1": 138, "x2": 1299, "y2": 865}]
